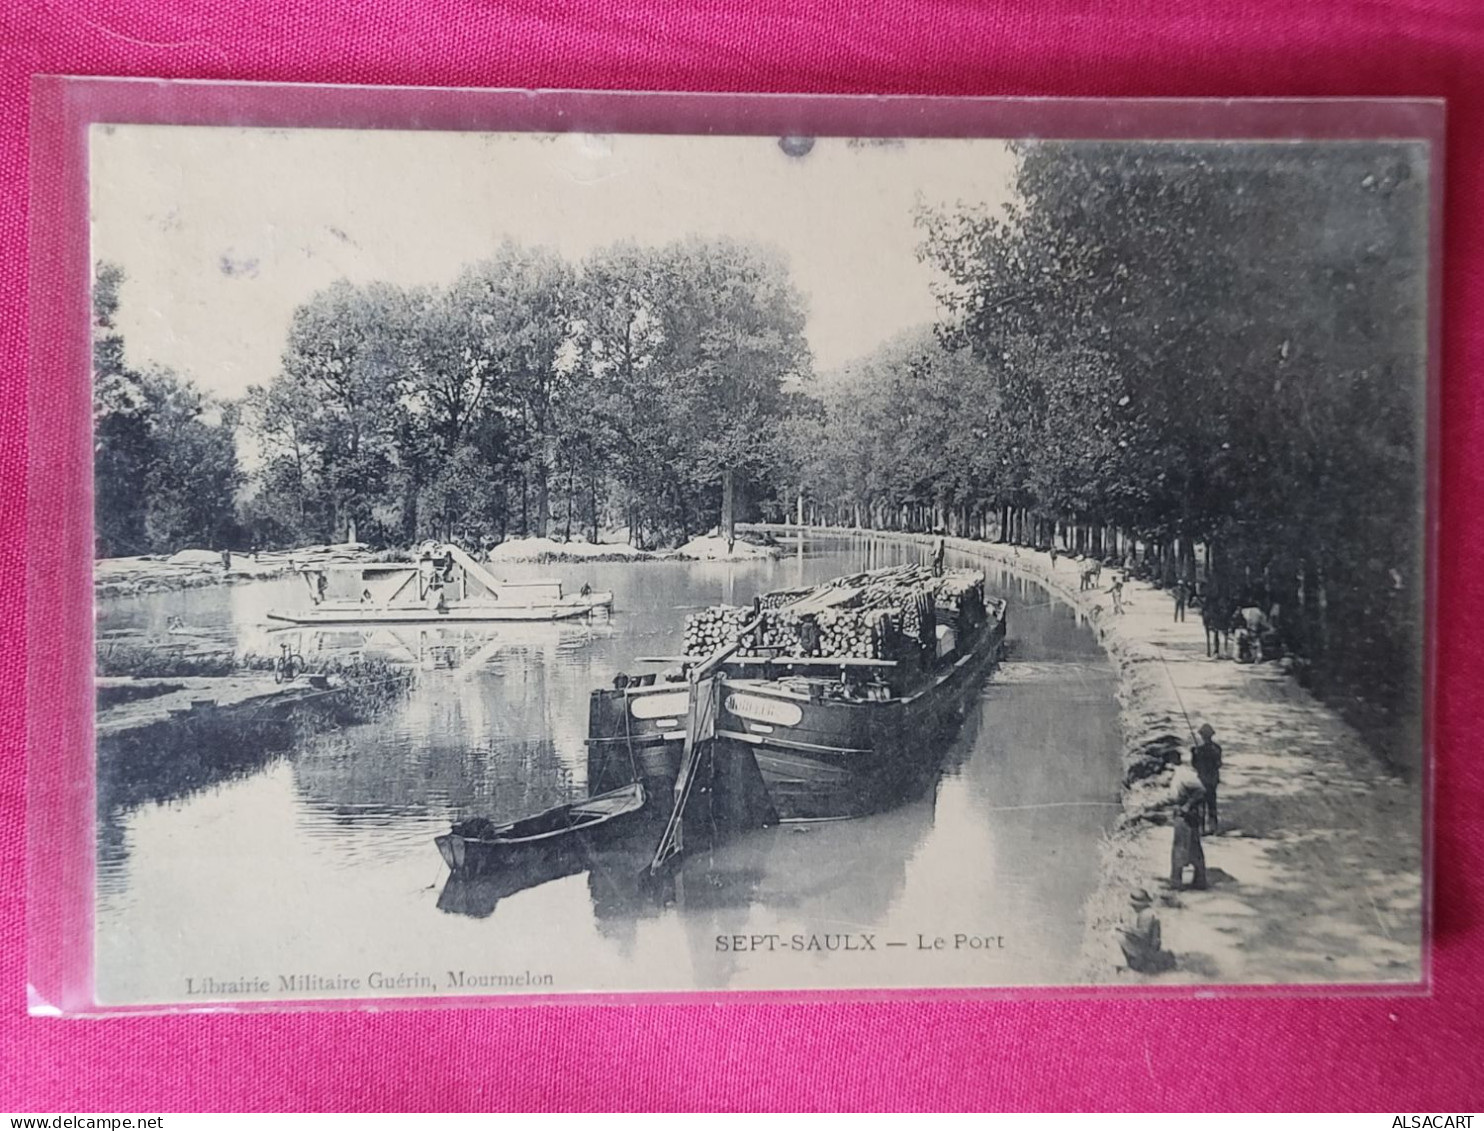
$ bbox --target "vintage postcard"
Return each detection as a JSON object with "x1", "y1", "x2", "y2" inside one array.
[{"x1": 71, "y1": 96, "x2": 1434, "y2": 1007}]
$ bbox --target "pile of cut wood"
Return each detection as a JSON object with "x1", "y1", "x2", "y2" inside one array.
[
  {"x1": 681, "y1": 565, "x2": 988, "y2": 661},
  {"x1": 682, "y1": 604, "x2": 897, "y2": 660},
  {"x1": 683, "y1": 605, "x2": 754, "y2": 656}
]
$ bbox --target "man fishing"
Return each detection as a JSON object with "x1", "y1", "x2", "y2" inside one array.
[
  {"x1": 1191, "y1": 722, "x2": 1223, "y2": 834},
  {"x1": 1117, "y1": 889, "x2": 1176, "y2": 974},
  {"x1": 1168, "y1": 748, "x2": 1209, "y2": 891}
]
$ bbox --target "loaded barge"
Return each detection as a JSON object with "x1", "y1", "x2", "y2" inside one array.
[{"x1": 586, "y1": 564, "x2": 1007, "y2": 820}]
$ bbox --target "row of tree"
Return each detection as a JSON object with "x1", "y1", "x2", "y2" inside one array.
[
  {"x1": 95, "y1": 238, "x2": 810, "y2": 556},
  {"x1": 780, "y1": 141, "x2": 1427, "y2": 757},
  {"x1": 240, "y1": 239, "x2": 810, "y2": 552}
]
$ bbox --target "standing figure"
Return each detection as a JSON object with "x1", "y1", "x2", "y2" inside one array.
[
  {"x1": 1107, "y1": 576, "x2": 1125, "y2": 615},
  {"x1": 1168, "y1": 751, "x2": 1209, "y2": 891},
  {"x1": 745, "y1": 594, "x2": 765, "y2": 651},
  {"x1": 931, "y1": 535, "x2": 946, "y2": 577},
  {"x1": 220, "y1": 547, "x2": 232, "y2": 573},
  {"x1": 797, "y1": 614, "x2": 821, "y2": 658},
  {"x1": 1173, "y1": 579, "x2": 1188, "y2": 622},
  {"x1": 1239, "y1": 604, "x2": 1270, "y2": 661},
  {"x1": 1232, "y1": 606, "x2": 1256, "y2": 663},
  {"x1": 1190, "y1": 722, "x2": 1223, "y2": 834},
  {"x1": 1117, "y1": 889, "x2": 1176, "y2": 974},
  {"x1": 1049, "y1": 546, "x2": 1059, "y2": 569},
  {"x1": 1201, "y1": 596, "x2": 1225, "y2": 658}
]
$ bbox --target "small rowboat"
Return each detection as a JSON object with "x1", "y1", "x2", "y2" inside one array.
[{"x1": 434, "y1": 781, "x2": 648, "y2": 874}]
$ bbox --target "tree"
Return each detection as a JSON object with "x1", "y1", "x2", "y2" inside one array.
[
  {"x1": 575, "y1": 243, "x2": 686, "y2": 547},
  {"x1": 275, "y1": 279, "x2": 406, "y2": 542},
  {"x1": 138, "y1": 371, "x2": 243, "y2": 551},
  {"x1": 655, "y1": 238, "x2": 811, "y2": 547},
  {"x1": 576, "y1": 239, "x2": 812, "y2": 548},
  {"x1": 242, "y1": 378, "x2": 323, "y2": 541},
  {"x1": 92, "y1": 262, "x2": 243, "y2": 556},
  {"x1": 449, "y1": 243, "x2": 578, "y2": 540},
  {"x1": 92, "y1": 262, "x2": 152, "y2": 556}
]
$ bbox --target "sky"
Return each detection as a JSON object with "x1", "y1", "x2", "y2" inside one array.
[{"x1": 90, "y1": 126, "x2": 1018, "y2": 400}]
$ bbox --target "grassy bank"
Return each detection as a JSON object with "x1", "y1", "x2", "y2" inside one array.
[{"x1": 96, "y1": 663, "x2": 414, "y2": 816}]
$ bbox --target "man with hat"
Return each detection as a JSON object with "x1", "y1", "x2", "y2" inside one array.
[
  {"x1": 1117, "y1": 888, "x2": 1175, "y2": 974},
  {"x1": 1168, "y1": 748, "x2": 1210, "y2": 891},
  {"x1": 1191, "y1": 722, "x2": 1223, "y2": 834}
]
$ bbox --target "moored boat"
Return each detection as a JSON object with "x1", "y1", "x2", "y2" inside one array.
[
  {"x1": 586, "y1": 565, "x2": 1007, "y2": 820},
  {"x1": 434, "y1": 781, "x2": 649, "y2": 875},
  {"x1": 265, "y1": 542, "x2": 613, "y2": 626}
]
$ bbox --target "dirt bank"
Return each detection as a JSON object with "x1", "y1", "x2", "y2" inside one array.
[
  {"x1": 93, "y1": 555, "x2": 283, "y2": 599},
  {"x1": 482, "y1": 532, "x2": 781, "y2": 562},
  {"x1": 96, "y1": 535, "x2": 783, "y2": 593},
  {"x1": 93, "y1": 545, "x2": 373, "y2": 600},
  {"x1": 744, "y1": 524, "x2": 1424, "y2": 986}
]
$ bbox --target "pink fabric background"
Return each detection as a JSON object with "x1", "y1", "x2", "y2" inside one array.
[{"x1": 3, "y1": 0, "x2": 1482, "y2": 1112}]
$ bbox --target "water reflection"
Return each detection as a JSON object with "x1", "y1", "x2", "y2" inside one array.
[
  {"x1": 95, "y1": 536, "x2": 1124, "y2": 1000},
  {"x1": 265, "y1": 621, "x2": 615, "y2": 673}
]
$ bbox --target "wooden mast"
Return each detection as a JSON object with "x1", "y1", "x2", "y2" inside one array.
[{"x1": 647, "y1": 612, "x2": 763, "y2": 875}]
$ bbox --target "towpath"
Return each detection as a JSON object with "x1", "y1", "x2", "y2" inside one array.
[
  {"x1": 1031, "y1": 550, "x2": 1424, "y2": 985},
  {"x1": 745, "y1": 524, "x2": 1425, "y2": 985}
]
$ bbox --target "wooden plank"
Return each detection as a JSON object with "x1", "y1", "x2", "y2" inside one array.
[
  {"x1": 783, "y1": 586, "x2": 863, "y2": 614},
  {"x1": 634, "y1": 654, "x2": 897, "y2": 668},
  {"x1": 296, "y1": 562, "x2": 413, "y2": 572}
]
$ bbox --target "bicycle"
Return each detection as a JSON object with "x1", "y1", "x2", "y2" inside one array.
[{"x1": 273, "y1": 641, "x2": 306, "y2": 684}]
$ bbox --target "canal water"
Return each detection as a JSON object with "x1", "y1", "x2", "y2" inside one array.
[{"x1": 94, "y1": 535, "x2": 1123, "y2": 1002}]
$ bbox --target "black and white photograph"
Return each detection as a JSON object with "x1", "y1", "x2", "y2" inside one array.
[{"x1": 89, "y1": 120, "x2": 1430, "y2": 1004}]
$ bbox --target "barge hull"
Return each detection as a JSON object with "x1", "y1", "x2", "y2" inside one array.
[
  {"x1": 731, "y1": 624, "x2": 1003, "y2": 818},
  {"x1": 586, "y1": 614, "x2": 1005, "y2": 820}
]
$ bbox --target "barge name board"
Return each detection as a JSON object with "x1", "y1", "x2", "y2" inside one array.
[{"x1": 724, "y1": 693, "x2": 805, "y2": 728}]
